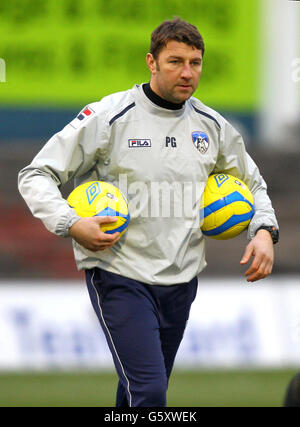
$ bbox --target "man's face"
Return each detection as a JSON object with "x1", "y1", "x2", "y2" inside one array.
[{"x1": 146, "y1": 40, "x2": 203, "y2": 104}]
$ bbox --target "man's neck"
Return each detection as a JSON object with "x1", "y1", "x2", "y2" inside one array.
[{"x1": 142, "y1": 83, "x2": 185, "y2": 110}]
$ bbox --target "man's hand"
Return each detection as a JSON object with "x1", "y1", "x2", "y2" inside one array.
[
  {"x1": 68, "y1": 216, "x2": 121, "y2": 252},
  {"x1": 240, "y1": 229, "x2": 274, "y2": 282}
]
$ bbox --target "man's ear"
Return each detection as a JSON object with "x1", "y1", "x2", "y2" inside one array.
[{"x1": 146, "y1": 53, "x2": 157, "y2": 74}]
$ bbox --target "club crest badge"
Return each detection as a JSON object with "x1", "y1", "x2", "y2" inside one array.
[{"x1": 192, "y1": 131, "x2": 209, "y2": 154}]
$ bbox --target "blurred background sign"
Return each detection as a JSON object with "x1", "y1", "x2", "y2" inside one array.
[
  {"x1": 1, "y1": 277, "x2": 300, "y2": 371},
  {"x1": 0, "y1": 0, "x2": 259, "y2": 110}
]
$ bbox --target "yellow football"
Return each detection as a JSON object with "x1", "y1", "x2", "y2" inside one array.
[
  {"x1": 201, "y1": 174, "x2": 254, "y2": 239},
  {"x1": 67, "y1": 181, "x2": 130, "y2": 236}
]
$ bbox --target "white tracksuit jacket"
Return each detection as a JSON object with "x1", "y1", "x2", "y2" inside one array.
[{"x1": 18, "y1": 84, "x2": 278, "y2": 285}]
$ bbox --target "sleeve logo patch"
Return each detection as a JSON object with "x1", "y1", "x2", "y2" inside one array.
[{"x1": 70, "y1": 107, "x2": 95, "y2": 129}]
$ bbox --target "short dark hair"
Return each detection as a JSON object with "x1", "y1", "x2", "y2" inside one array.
[{"x1": 150, "y1": 17, "x2": 205, "y2": 60}]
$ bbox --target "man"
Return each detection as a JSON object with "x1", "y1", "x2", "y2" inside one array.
[{"x1": 18, "y1": 18, "x2": 279, "y2": 407}]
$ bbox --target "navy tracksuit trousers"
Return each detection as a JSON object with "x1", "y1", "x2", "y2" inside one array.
[{"x1": 85, "y1": 267, "x2": 198, "y2": 407}]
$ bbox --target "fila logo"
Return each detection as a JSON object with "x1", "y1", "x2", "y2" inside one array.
[
  {"x1": 128, "y1": 139, "x2": 151, "y2": 148},
  {"x1": 166, "y1": 136, "x2": 177, "y2": 147}
]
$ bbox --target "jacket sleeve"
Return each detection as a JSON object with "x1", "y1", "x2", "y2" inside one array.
[
  {"x1": 213, "y1": 119, "x2": 279, "y2": 240},
  {"x1": 18, "y1": 104, "x2": 110, "y2": 237}
]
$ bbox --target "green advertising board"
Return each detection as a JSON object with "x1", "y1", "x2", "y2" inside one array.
[{"x1": 0, "y1": 0, "x2": 258, "y2": 110}]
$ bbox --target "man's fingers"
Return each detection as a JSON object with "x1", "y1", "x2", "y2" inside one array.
[
  {"x1": 88, "y1": 234, "x2": 121, "y2": 252},
  {"x1": 98, "y1": 231, "x2": 120, "y2": 242},
  {"x1": 241, "y1": 231, "x2": 275, "y2": 283},
  {"x1": 94, "y1": 215, "x2": 118, "y2": 224},
  {"x1": 241, "y1": 241, "x2": 273, "y2": 282},
  {"x1": 240, "y1": 243, "x2": 253, "y2": 265},
  {"x1": 69, "y1": 216, "x2": 121, "y2": 252},
  {"x1": 245, "y1": 256, "x2": 273, "y2": 282}
]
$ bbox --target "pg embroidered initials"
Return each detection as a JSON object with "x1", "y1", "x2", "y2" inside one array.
[{"x1": 165, "y1": 137, "x2": 177, "y2": 147}]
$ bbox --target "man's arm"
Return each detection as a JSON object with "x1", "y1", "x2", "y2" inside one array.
[
  {"x1": 213, "y1": 119, "x2": 279, "y2": 282},
  {"x1": 18, "y1": 103, "x2": 110, "y2": 239}
]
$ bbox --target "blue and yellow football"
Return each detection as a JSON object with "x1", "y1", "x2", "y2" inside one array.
[
  {"x1": 67, "y1": 181, "x2": 130, "y2": 236},
  {"x1": 201, "y1": 174, "x2": 254, "y2": 240}
]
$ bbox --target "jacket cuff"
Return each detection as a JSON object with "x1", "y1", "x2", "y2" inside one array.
[
  {"x1": 55, "y1": 209, "x2": 81, "y2": 237},
  {"x1": 247, "y1": 219, "x2": 278, "y2": 241}
]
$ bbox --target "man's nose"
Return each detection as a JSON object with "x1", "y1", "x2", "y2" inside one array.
[{"x1": 181, "y1": 63, "x2": 193, "y2": 79}]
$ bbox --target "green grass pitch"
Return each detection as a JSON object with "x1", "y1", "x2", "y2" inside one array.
[{"x1": 0, "y1": 369, "x2": 296, "y2": 407}]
